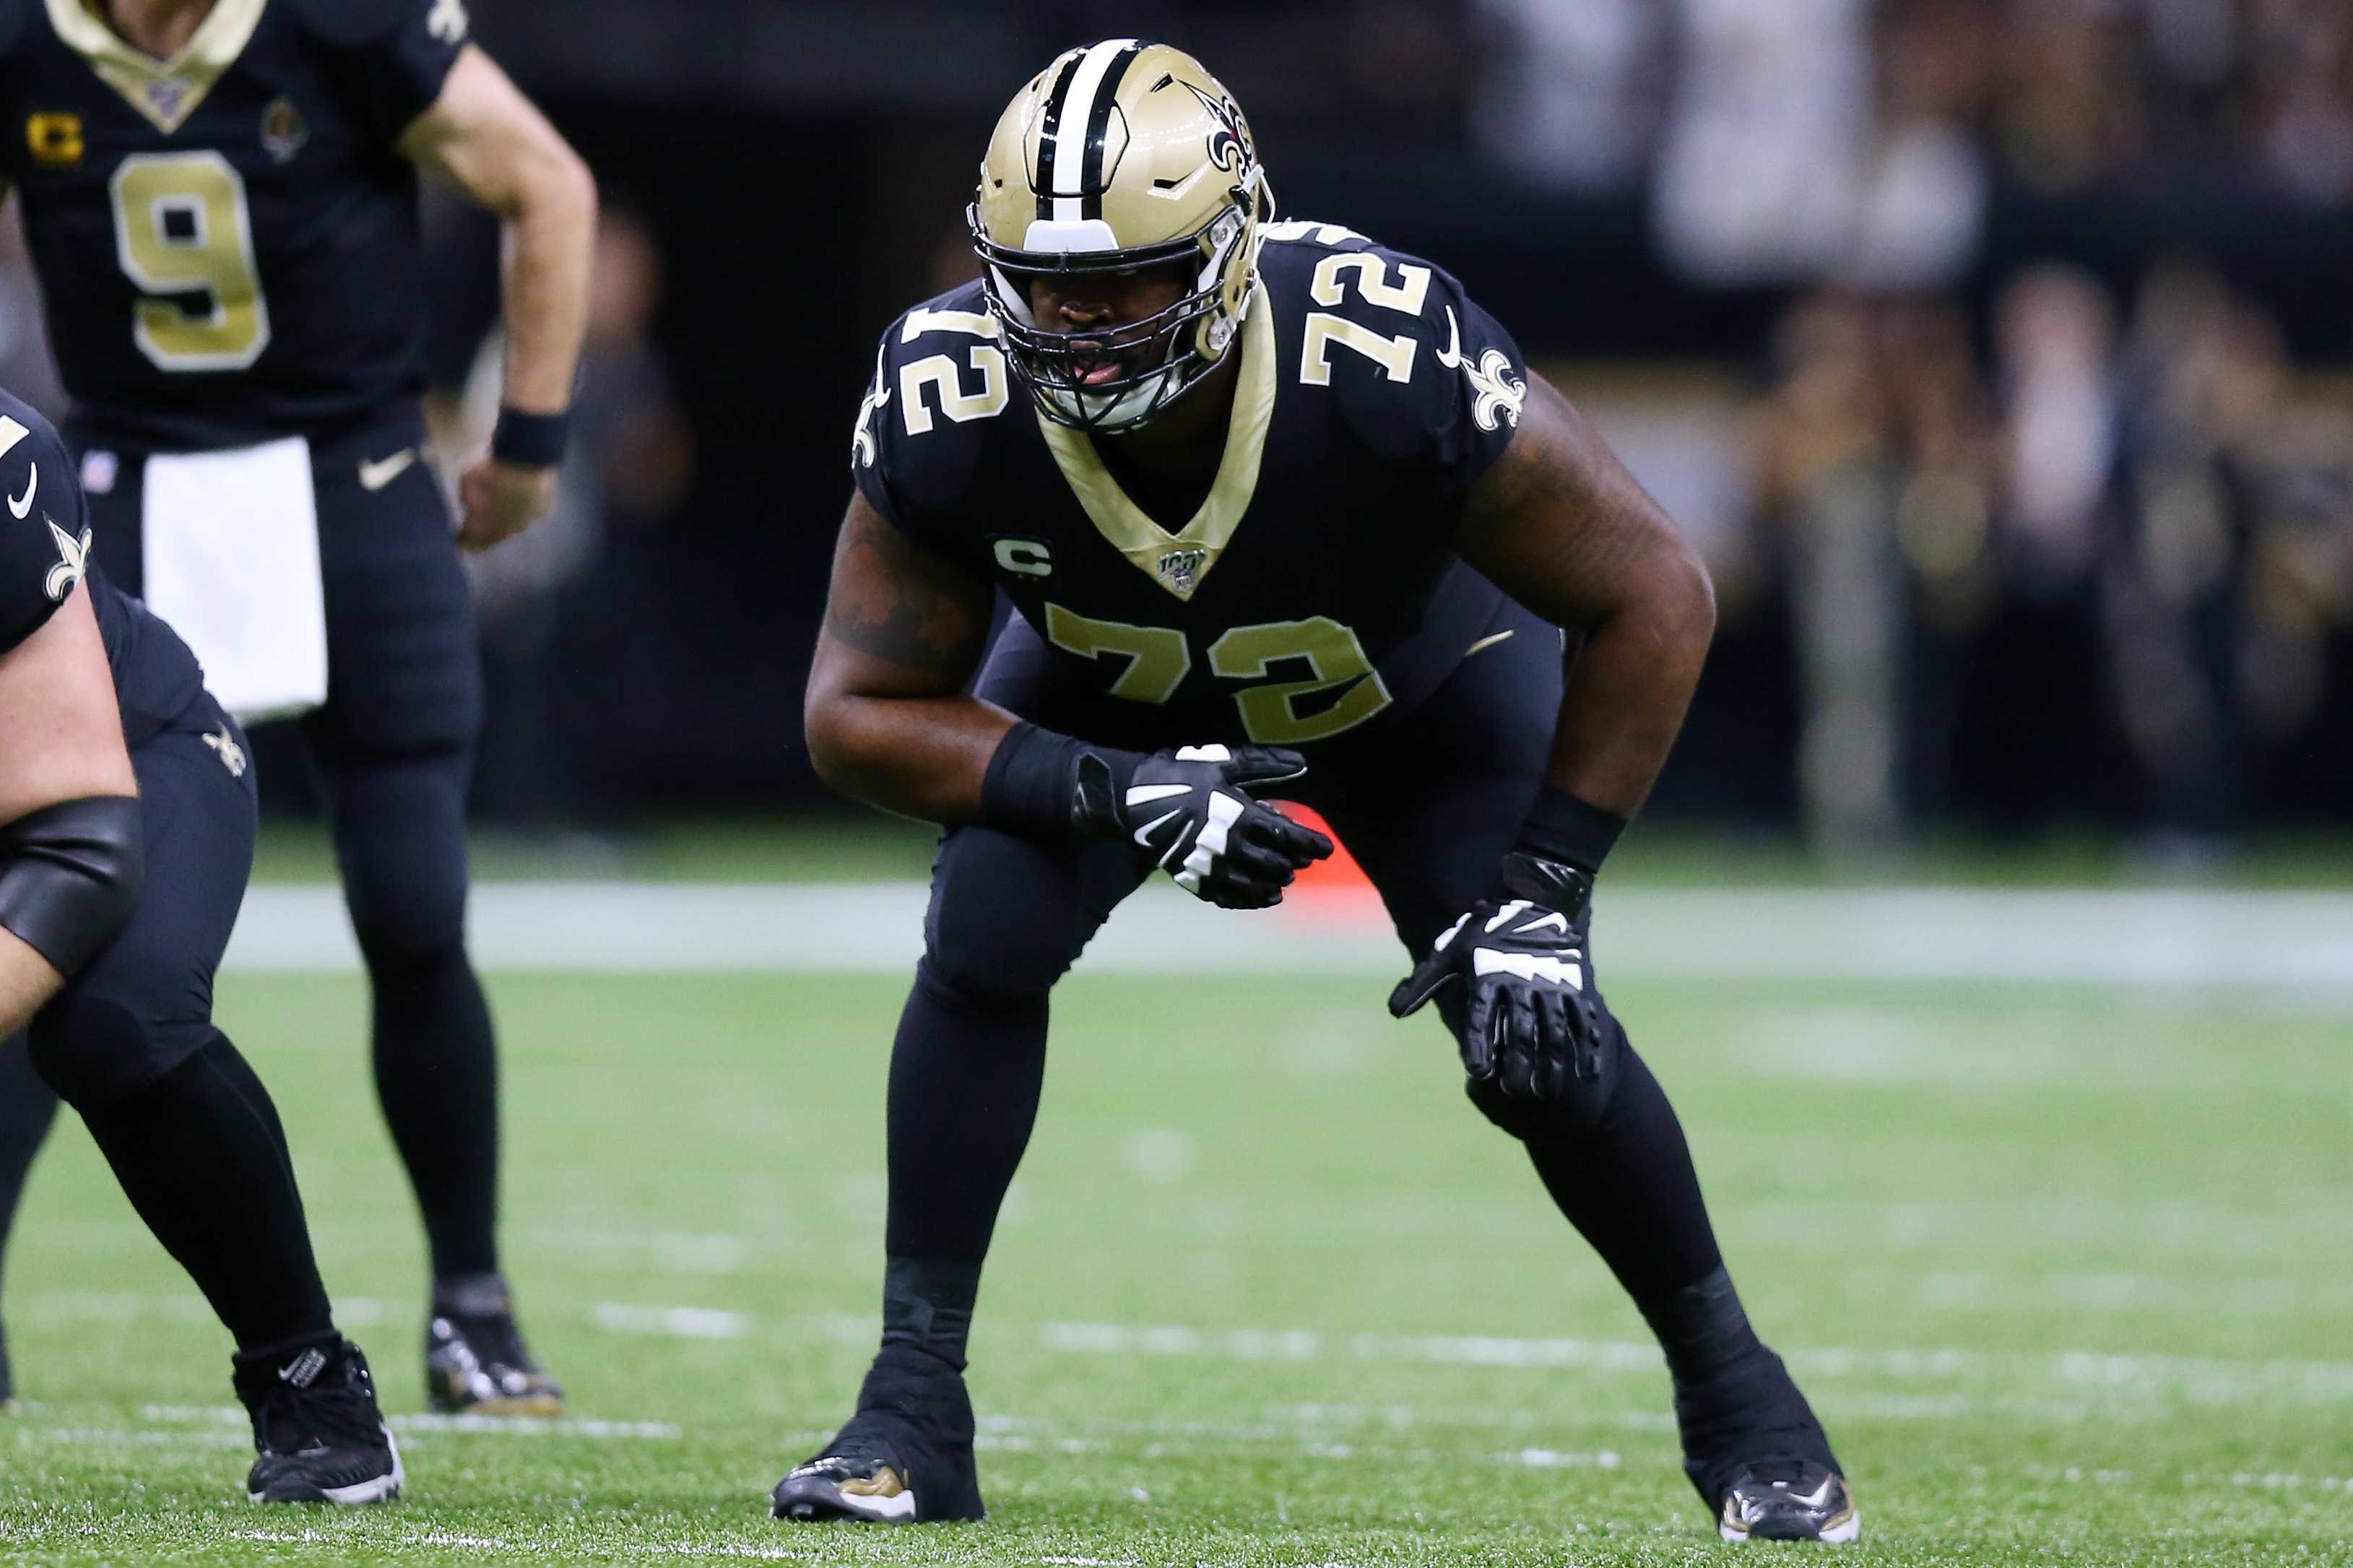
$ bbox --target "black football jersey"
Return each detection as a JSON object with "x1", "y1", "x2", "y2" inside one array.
[
  {"x1": 0, "y1": 0, "x2": 465, "y2": 450},
  {"x1": 0, "y1": 386, "x2": 204, "y2": 737},
  {"x1": 854, "y1": 222, "x2": 1533, "y2": 750}
]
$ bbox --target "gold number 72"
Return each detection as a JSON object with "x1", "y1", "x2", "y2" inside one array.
[{"x1": 1042, "y1": 603, "x2": 1392, "y2": 745}]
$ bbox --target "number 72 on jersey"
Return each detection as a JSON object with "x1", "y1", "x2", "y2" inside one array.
[{"x1": 1043, "y1": 602, "x2": 1392, "y2": 745}]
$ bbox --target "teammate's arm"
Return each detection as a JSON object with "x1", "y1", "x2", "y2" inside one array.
[
  {"x1": 802, "y1": 492, "x2": 1009, "y2": 823},
  {"x1": 399, "y1": 46, "x2": 598, "y2": 555},
  {"x1": 0, "y1": 588, "x2": 140, "y2": 1036},
  {"x1": 1452, "y1": 373, "x2": 1717, "y2": 818}
]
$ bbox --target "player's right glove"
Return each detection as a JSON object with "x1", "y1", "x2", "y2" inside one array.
[
  {"x1": 1387, "y1": 850, "x2": 1606, "y2": 1100},
  {"x1": 1075, "y1": 742, "x2": 1332, "y2": 909}
]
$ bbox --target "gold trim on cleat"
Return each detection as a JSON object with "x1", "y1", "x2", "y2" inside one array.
[{"x1": 841, "y1": 1465, "x2": 908, "y2": 1500}]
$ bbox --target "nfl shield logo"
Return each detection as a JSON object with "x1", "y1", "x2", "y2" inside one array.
[
  {"x1": 146, "y1": 78, "x2": 188, "y2": 121},
  {"x1": 1158, "y1": 547, "x2": 1208, "y2": 595}
]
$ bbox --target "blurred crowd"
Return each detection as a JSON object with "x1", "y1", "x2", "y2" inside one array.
[
  {"x1": 1744, "y1": 264, "x2": 2353, "y2": 860},
  {"x1": 1478, "y1": 0, "x2": 2353, "y2": 285}
]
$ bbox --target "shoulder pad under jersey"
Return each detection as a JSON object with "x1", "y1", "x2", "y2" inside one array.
[
  {"x1": 851, "y1": 281, "x2": 1015, "y2": 542},
  {"x1": 1259, "y1": 220, "x2": 1529, "y2": 491}
]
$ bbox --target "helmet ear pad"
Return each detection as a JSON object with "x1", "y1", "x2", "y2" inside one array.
[{"x1": 1190, "y1": 169, "x2": 1270, "y2": 368}]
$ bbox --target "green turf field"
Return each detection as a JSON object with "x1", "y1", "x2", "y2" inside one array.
[
  {"x1": 0, "y1": 967, "x2": 2347, "y2": 1564},
  {"x1": 248, "y1": 813, "x2": 2353, "y2": 890}
]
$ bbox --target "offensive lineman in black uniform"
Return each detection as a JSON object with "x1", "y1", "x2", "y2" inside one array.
[
  {"x1": 774, "y1": 43, "x2": 1860, "y2": 1543},
  {"x1": 0, "y1": 0, "x2": 595, "y2": 1412},
  {"x1": 0, "y1": 389, "x2": 401, "y2": 1502}
]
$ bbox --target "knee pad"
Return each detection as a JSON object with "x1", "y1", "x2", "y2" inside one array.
[
  {"x1": 28, "y1": 999, "x2": 214, "y2": 1112},
  {"x1": 1462, "y1": 1009, "x2": 1630, "y2": 1143},
  {"x1": 359, "y1": 935, "x2": 472, "y2": 995},
  {"x1": 920, "y1": 893, "x2": 1087, "y2": 1012},
  {"x1": 911, "y1": 954, "x2": 1051, "y2": 1022}
]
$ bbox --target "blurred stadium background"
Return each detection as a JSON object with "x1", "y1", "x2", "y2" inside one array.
[
  {"x1": 4, "y1": 0, "x2": 2345, "y2": 862},
  {"x1": 10, "y1": 6, "x2": 2353, "y2": 1559}
]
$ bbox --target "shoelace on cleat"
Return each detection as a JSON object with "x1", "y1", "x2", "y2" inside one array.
[
  {"x1": 249, "y1": 1363, "x2": 381, "y2": 1458},
  {"x1": 797, "y1": 1430, "x2": 901, "y2": 1481}
]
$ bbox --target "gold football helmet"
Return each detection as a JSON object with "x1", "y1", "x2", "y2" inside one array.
[{"x1": 970, "y1": 40, "x2": 1270, "y2": 432}]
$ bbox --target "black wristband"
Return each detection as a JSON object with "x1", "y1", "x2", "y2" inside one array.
[
  {"x1": 979, "y1": 723, "x2": 1140, "y2": 841},
  {"x1": 1513, "y1": 783, "x2": 1626, "y2": 876},
  {"x1": 0, "y1": 795, "x2": 144, "y2": 977},
  {"x1": 490, "y1": 406, "x2": 569, "y2": 468}
]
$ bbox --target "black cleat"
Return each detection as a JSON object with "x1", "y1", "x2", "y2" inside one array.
[
  {"x1": 773, "y1": 1346, "x2": 983, "y2": 1523},
  {"x1": 425, "y1": 1273, "x2": 563, "y2": 1416},
  {"x1": 772, "y1": 1430, "x2": 923, "y2": 1522},
  {"x1": 1717, "y1": 1460, "x2": 1860, "y2": 1543},
  {"x1": 233, "y1": 1338, "x2": 403, "y2": 1504},
  {"x1": 1678, "y1": 1346, "x2": 1859, "y2": 1544}
]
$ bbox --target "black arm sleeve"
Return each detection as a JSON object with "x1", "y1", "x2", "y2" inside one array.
[{"x1": 0, "y1": 795, "x2": 144, "y2": 976}]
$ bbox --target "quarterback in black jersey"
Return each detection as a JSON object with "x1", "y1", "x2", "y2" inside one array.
[
  {"x1": 0, "y1": 389, "x2": 401, "y2": 1503},
  {"x1": 0, "y1": 0, "x2": 595, "y2": 1413},
  {"x1": 776, "y1": 42, "x2": 1859, "y2": 1545}
]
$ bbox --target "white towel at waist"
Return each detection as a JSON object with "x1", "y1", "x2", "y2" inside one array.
[{"x1": 139, "y1": 436, "x2": 327, "y2": 723}]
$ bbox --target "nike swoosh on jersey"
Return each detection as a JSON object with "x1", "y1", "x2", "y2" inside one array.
[
  {"x1": 9, "y1": 462, "x2": 35, "y2": 519},
  {"x1": 358, "y1": 448, "x2": 418, "y2": 491}
]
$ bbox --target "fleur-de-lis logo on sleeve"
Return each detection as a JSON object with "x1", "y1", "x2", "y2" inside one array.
[
  {"x1": 43, "y1": 519, "x2": 90, "y2": 602},
  {"x1": 1436, "y1": 307, "x2": 1527, "y2": 433},
  {"x1": 852, "y1": 342, "x2": 892, "y2": 469}
]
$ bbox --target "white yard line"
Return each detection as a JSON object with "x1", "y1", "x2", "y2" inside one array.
[
  {"x1": 1039, "y1": 1320, "x2": 2353, "y2": 1403},
  {"x1": 224, "y1": 880, "x2": 2353, "y2": 985}
]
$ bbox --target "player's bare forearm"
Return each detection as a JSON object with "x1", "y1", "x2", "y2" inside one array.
[
  {"x1": 1454, "y1": 374, "x2": 1715, "y2": 818},
  {"x1": 402, "y1": 48, "x2": 595, "y2": 551},
  {"x1": 0, "y1": 588, "x2": 138, "y2": 823},
  {"x1": 804, "y1": 495, "x2": 1013, "y2": 823},
  {"x1": 400, "y1": 46, "x2": 597, "y2": 416}
]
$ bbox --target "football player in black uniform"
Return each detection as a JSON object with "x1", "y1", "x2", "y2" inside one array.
[
  {"x1": 0, "y1": 0, "x2": 595, "y2": 1413},
  {"x1": 773, "y1": 43, "x2": 1859, "y2": 1544},
  {"x1": 0, "y1": 389, "x2": 400, "y2": 1503}
]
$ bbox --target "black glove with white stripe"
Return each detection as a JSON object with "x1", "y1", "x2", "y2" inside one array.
[
  {"x1": 1387, "y1": 851, "x2": 1606, "y2": 1099},
  {"x1": 1076, "y1": 742, "x2": 1332, "y2": 909}
]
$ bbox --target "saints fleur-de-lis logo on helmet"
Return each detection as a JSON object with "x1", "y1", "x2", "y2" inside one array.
[
  {"x1": 1181, "y1": 81, "x2": 1254, "y2": 178},
  {"x1": 43, "y1": 518, "x2": 90, "y2": 602}
]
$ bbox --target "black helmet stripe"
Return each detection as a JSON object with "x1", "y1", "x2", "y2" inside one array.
[
  {"x1": 1079, "y1": 40, "x2": 1146, "y2": 219},
  {"x1": 1035, "y1": 38, "x2": 1142, "y2": 226},
  {"x1": 1032, "y1": 50, "x2": 1085, "y2": 221}
]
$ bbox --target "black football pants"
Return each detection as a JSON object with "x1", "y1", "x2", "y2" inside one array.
[
  {"x1": 0, "y1": 693, "x2": 336, "y2": 1360},
  {"x1": 886, "y1": 597, "x2": 1726, "y2": 1306},
  {"x1": 5, "y1": 403, "x2": 505, "y2": 1286}
]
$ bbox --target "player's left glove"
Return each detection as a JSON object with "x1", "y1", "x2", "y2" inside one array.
[
  {"x1": 1076, "y1": 742, "x2": 1332, "y2": 909},
  {"x1": 1387, "y1": 850, "x2": 1606, "y2": 1099}
]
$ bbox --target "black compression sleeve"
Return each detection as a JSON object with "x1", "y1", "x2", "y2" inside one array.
[
  {"x1": 979, "y1": 723, "x2": 1141, "y2": 842},
  {"x1": 0, "y1": 796, "x2": 144, "y2": 976},
  {"x1": 1513, "y1": 783, "x2": 1627, "y2": 876}
]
